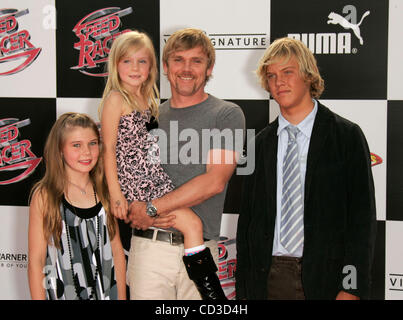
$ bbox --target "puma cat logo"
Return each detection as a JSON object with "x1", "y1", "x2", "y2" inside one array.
[{"x1": 327, "y1": 10, "x2": 370, "y2": 45}]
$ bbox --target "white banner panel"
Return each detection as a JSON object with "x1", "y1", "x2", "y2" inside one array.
[
  {"x1": 388, "y1": 0, "x2": 403, "y2": 100},
  {"x1": 57, "y1": 97, "x2": 101, "y2": 122},
  {"x1": 160, "y1": 0, "x2": 270, "y2": 100},
  {"x1": 0, "y1": 0, "x2": 56, "y2": 98},
  {"x1": 0, "y1": 206, "x2": 30, "y2": 300},
  {"x1": 385, "y1": 221, "x2": 403, "y2": 300}
]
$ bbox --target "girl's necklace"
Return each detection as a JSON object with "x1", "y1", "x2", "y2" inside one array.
[
  {"x1": 68, "y1": 179, "x2": 90, "y2": 195},
  {"x1": 63, "y1": 186, "x2": 100, "y2": 300}
]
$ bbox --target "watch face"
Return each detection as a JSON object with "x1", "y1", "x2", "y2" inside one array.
[{"x1": 146, "y1": 203, "x2": 157, "y2": 217}]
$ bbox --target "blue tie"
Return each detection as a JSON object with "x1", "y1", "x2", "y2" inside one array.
[{"x1": 280, "y1": 125, "x2": 304, "y2": 254}]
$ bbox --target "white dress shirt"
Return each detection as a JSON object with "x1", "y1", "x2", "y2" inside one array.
[{"x1": 272, "y1": 100, "x2": 318, "y2": 257}]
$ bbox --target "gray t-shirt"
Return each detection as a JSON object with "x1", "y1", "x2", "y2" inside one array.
[{"x1": 155, "y1": 95, "x2": 245, "y2": 240}]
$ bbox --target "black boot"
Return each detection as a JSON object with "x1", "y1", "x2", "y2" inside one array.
[{"x1": 183, "y1": 247, "x2": 227, "y2": 300}]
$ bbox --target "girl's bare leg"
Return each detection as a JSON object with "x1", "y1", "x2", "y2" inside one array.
[{"x1": 168, "y1": 208, "x2": 203, "y2": 249}]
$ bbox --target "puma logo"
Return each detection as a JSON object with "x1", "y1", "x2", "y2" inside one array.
[{"x1": 327, "y1": 10, "x2": 370, "y2": 45}]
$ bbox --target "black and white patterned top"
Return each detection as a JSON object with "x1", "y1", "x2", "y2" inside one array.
[{"x1": 44, "y1": 197, "x2": 118, "y2": 300}]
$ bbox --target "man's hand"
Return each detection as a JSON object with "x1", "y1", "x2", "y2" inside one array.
[
  {"x1": 125, "y1": 201, "x2": 154, "y2": 230},
  {"x1": 335, "y1": 291, "x2": 360, "y2": 300}
]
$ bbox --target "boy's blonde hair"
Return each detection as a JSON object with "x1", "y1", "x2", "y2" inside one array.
[{"x1": 257, "y1": 37, "x2": 324, "y2": 99}]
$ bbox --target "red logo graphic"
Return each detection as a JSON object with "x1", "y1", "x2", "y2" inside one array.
[
  {"x1": 218, "y1": 237, "x2": 237, "y2": 300},
  {"x1": 0, "y1": 8, "x2": 41, "y2": 76},
  {"x1": 71, "y1": 7, "x2": 132, "y2": 77},
  {"x1": 371, "y1": 153, "x2": 383, "y2": 167},
  {"x1": 0, "y1": 118, "x2": 42, "y2": 185}
]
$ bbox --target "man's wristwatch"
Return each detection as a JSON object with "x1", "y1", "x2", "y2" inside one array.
[{"x1": 146, "y1": 201, "x2": 158, "y2": 218}]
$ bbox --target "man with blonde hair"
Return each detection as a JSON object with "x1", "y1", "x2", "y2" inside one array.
[{"x1": 236, "y1": 37, "x2": 376, "y2": 300}]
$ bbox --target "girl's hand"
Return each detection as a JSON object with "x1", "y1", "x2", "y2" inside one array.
[
  {"x1": 152, "y1": 214, "x2": 176, "y2": 229},
  {"x1": 110, "y1": 193, "x2": 128, "y2": 220}
]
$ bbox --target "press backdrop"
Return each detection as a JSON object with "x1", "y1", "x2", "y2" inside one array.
[{"x1": 0, "y1": 0, "x2": 401, "y2": 300}]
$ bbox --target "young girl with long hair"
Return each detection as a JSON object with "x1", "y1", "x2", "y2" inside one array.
[
  {"x1": 99, "y1": 30, "x2": 226, "y2": 300},
  {"x1": 28, "y1": 113, "x2": 126, "y2": 300}
]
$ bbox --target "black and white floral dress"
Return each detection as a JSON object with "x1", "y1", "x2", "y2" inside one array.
[{"x1": 116, "y1": 110, "x2": 174, "y2": 202}]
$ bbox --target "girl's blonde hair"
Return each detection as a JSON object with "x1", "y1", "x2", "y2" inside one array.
[
  {"x1": 30, "y1": 113, "x2": 116, "y2": 248},
  {"x1": 99, "y1": 30, "x2": 159, "y2": 118},
  {"x1": 257, "y1": 37, "x2": 324, "y2": 99}
]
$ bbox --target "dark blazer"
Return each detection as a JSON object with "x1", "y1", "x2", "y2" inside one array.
[{"x1": 235, "y1": 103, "x2": 377, "y2": 300}]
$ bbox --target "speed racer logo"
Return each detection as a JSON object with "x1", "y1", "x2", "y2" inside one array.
[
  {"x1": 0, "y1": 8, "x2": 41, "y2": 76},
  {"x1": 371, "y1": 152, "x2": 382, "y2": 167},
  {"x1": 0, "y1": 118, "x2": 42, "y2": 185},
  {"x1": 71, "y1": 7, "x2": 132, "y2": 77},
  {"x1": 218, "y1": 237, "x2": 237, "y2": 300}
]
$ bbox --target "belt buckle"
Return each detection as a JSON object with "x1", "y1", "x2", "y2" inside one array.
[{"x1": 169, "y1": 232, "x2": 183, "y2": 246}]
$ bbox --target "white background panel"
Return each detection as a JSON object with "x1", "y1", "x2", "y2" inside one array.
[
  {"x1": 0, "y1": 0, "x2": 56, "y2": 98},
  {"x1": 387, "y1": 0, "x2": 403, "y2": 100},
  {"x1": 385, "y1": 221, "x2": 403, "y2": 300},
  {"x1": 56, "y1": 97, "x2": 102, "y2": 122},
  {"x1": 160, "y1": 0, "x2": 270, "y2": 100},
  {"x1": 220, "y1": 213, "x2": 238, "y2": 240},
  {"x1": 0, "y1": 206, "x2": 30, "y2": 300}
]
